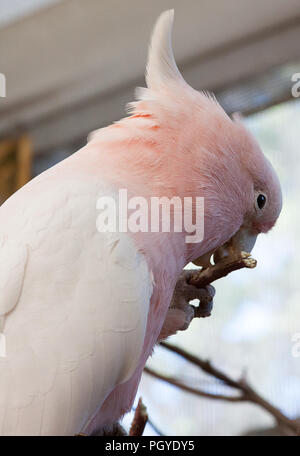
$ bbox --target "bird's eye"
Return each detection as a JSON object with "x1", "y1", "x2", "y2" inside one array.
[{"x1": 256, "y1": 193, "x2": 267, "y2": 210}]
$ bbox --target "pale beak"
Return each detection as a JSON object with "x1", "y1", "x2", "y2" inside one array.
[{"x1": 193, "y1": 225, "x2": 257, "y2": 267}]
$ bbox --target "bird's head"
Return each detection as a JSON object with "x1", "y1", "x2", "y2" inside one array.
[
  {"x1": 128, "y1": 10, "x2": 282, "y2": 265},
  {"x1": 203, "y1": 116, "x2": 283, "y2": 265},
  {"x1": 90, "y1": 10, "x2": 282, "y2": 269}
]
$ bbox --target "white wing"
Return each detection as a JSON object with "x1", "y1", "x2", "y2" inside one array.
[
  {"x1": 0, "y1": 174, "x2": 152, "y2": 435},
  {"x1": 0, "y1": 238, "x2": 27, "y2": 329}
]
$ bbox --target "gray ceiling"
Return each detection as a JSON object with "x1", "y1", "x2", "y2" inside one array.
[
  {"x1": 0, "y1": 0, "x2": 300, "y2": 153},
  {"x1": 0, "y1": 0, "x2": 60, "y2": 27}
]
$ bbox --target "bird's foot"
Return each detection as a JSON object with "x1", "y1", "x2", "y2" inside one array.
[{"x1": 158, "y1": 270, "x2": 215, "y2": 341}]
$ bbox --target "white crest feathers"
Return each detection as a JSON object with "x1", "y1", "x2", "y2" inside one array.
[
  {"x1": 146, "y1": 10, "x2": 186, "y2": 90},
  {"x1": 127, "y1": 10, "x2": 222, "y2": 120}
]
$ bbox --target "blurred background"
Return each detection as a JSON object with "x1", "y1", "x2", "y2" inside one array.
[{"x1": 0, "y1": 0, "x2": 300, "y2": 436}]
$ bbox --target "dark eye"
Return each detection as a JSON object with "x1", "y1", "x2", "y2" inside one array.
[{"x1": 256, "y1": 193, "x2": 266, "y2": 210}]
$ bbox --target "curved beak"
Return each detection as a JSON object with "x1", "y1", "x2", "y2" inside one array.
[
  {"x1": 232, "y1": 227, "x2": 257, "y2": 253},
  {"x1": 193, "y1": 225, "x2": 257, "y2": 267}
]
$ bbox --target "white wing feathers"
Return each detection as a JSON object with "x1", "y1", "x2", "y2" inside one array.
[
  {"x1": 0, "y1": 238, "x2": 27, "y2": 330},
  {"x1": 0, "y1": 179, "x2": 153, "y2": 435}
]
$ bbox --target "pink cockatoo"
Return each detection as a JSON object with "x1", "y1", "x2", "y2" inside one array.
[{"x1": 0, "y1": 10, "x2": 282, "y2": 435}]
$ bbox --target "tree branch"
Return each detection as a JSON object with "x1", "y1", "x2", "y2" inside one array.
[
  {"x1": 144, "y1": 342, "x2": 300, "y2": 436},
  {"x1": 189, "y1": 252, "x2": 257, "y2": 289},
  {"x1": 129, "y1": 397, "x2": 148, "y2": 436},
  {"x1": 144, "y1": 366, "x2": 245, "y2": 402}
]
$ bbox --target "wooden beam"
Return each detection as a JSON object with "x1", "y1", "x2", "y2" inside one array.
[
  {"x1": 0, "y1": 135, "x2": 33, "y2": 203},
  {"x1": 16, "y1": 135, "x2": 32, "y2": 189}
]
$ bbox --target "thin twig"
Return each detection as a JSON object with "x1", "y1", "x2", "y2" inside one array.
[
  {"x1": 144, "y1": 366, "x2": 244, "y2": 402},
  {"x1": 129, "y1": 397, "x2": 148, "y2": 436},
  {"x1": 132, "y1": 405, "x2": 165, "y2": 436},
  {"x1": 160, "y1": 342, "x2": 240, "y2": 388},
  {"x1": 189, "y1": 252, "x2": 257, "y2": 289},
  {"x1": 144, "y1": 342, "x2": 300, "y2": 436}
]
